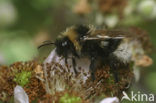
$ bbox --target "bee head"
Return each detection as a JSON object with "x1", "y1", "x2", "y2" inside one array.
[{"x1": 55, "y1": 37, "x2": 70, "y2": 56}]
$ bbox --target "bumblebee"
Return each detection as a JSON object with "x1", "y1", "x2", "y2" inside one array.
[{"x1": 39, "y1": 25, "x2": 131, "y2": 82}]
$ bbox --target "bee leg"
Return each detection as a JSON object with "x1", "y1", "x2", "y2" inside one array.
[
  {"x1": 64, "y1": 54, "x2": 68, "y2": 64},
  {"x1": 72, "y1": 57, "x2": 78, "y2": 75},
  {"x1": 108, "y1": 54, "x2": 119, "y2": 83},
  {"x1": 113, "y1": 69, "x2": 119, "y2": 83},
  {"x1": 110, "y1": 64, "x2": 119, "y2": 83},
  {"x1": 90, "y1": 57, "x2": 96, "y2": 81}
]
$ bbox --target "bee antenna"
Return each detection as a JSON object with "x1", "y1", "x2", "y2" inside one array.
[{"x1": 38, "y1": 42, "x2": 55, "y2": 49}]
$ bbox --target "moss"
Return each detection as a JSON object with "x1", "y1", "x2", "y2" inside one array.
[
  {"x1": 59, "y1": 93, "x2": 82, "y2": 103},
  {"x1": 13, "y1": 71, "x2": 32, "y2": 87}
]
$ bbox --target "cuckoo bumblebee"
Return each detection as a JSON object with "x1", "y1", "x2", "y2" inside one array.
[{"x1": 39, "y1": 25, "x2": 131, "y2": 82}]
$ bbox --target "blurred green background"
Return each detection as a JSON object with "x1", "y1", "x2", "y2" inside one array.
[{"x1": 0, "y1": 0, "x2": 155, "y2": 102}]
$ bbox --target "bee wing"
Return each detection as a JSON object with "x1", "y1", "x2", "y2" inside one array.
[{"x1": 82, "y1": 35, "x2": 124, "y2": 41}]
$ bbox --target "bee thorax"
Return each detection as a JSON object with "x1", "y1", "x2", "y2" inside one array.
[{"x1": 113, "y1": 42, "x2": 132, "y2": 63}]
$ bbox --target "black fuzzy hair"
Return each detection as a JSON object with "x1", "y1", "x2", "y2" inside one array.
[{"x1": 74, "y1": 25, "x2": 90, "y2": 38}]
